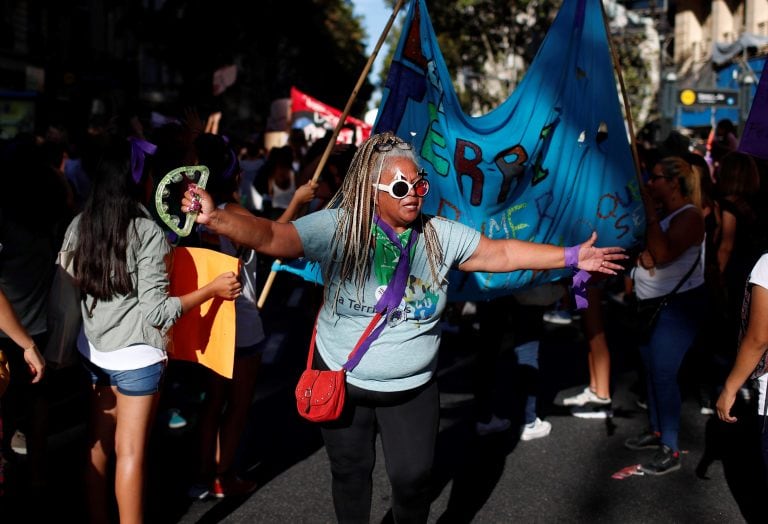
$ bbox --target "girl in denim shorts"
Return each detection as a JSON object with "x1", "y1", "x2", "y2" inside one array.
[{"x1": 63, "y1": 138, "x2": 240, "y2": 523}]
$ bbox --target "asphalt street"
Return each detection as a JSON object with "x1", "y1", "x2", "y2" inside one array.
[{"x1": 1, "y1": 275, "x2": 762, "y2": 523}]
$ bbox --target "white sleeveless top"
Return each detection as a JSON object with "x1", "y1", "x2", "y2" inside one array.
[
  {"x1": 632, "y1": 204, "x2": 706, "y2": 300},
  {"x1": 270, "y1": 171, "x2": 296, "y2": 210}
]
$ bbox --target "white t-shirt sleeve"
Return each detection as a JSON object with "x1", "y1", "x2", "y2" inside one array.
[
  {"x1": 749, "y1": 254, "x2": 768, "y2": 289},
  {"x1": 748, "y1": 254, "x2": 768, "y2": 414}
]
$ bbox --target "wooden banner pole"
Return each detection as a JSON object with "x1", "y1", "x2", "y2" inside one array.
[
  {"x1": 599, "y1": 0, "x2": 645, "y2": 191},
  {"x1": 257, "y1": 0, "x2": 407, "y2": 309}
]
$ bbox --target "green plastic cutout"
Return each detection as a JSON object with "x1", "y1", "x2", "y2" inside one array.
[{"x1": 154, "y1": 165, "x2": 209, "y2": 237}]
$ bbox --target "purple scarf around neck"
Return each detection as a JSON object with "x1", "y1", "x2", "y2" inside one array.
[{"x1": 342, "y1": 215, "x2": 418, "y2": 371}]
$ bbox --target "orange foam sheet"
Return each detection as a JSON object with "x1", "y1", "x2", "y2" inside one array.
[{"x1": 169, "y1": 247, "x2": 238, "y2": 378}]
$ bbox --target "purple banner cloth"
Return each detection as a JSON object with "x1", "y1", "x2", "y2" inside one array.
[
  {"x1": 739, "y1": 59, "x2": 768, "y2": 160},
  {"x1": 572, "y1": 269, "x2": 591, "y2": 310},
  {"x1": 565, "y1": 244, "x2": 590, "y2": 309}
]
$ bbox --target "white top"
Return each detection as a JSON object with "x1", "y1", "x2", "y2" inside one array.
[
  {"x1": 632, "y1": 204, "x2": 706, "y2": 300},
  {"x1": 270, "y1": 171, "x2": 296, "y2": 210},
  {"x1": 238, "y1": 158, "x2": 264, "y2": 212},
  {"x1": 78, "y1": 327, "x2": 166, "y2": 370},
  {"x1": 747, "y1": 254, "x2": 768, "y2": 414}
]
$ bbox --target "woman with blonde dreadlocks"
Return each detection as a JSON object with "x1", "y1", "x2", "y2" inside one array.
[{"x1": 181, "y1": 131, "x2": 626, "y2": 522}]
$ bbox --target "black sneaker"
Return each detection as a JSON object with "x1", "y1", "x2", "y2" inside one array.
[
  {"x1": 639, "y1": 445, "x2": 681, "y2": 475},
  {"x1": 570, "y1": 400, "x2": 613, "y2": 419},
  {"x1": 624, "y1": 430, "x2": 661, "y2": 450}
]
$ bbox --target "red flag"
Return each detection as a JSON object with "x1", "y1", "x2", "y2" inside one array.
[{"x1": 290, "y1": 87, "x2": 371, "y2": 145}]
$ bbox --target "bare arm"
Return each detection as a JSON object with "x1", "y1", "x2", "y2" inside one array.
[
  {"x1": 459, "y1": 231, "x2": 626, "y2": 274},
  {"x1": 183, "y1": 185, "x2": 304, "y2": 259},
  {"x1": 717, "y1": 209, "x2": 736, "y2": 273},
  {"x1": 178, "y1": 271, "x2": 241, "y2": 314},
  {"x1": 645, "y1": 207, "x2": 704, "y2": 265},
  {"x1": 0, "y1": 289, "x2": 44, "y2": 382},
  {"x1": 716, "y1": 285, "x2": 768, "y2": 423}
]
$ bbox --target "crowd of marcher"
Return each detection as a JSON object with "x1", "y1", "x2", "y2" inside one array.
[{"x1": 1, "y1": 107, "x2": 767, "y2": 523}]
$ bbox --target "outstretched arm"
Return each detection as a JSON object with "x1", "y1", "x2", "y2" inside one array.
[
  {"x1": 716, "y1": 284, "x2": 768, "y2": 423},
  {"x1": 459, "y1": 231, "x2": 626, "y2": 274},
  {"x1": 183, "y1": 185, "x2": 304, "y2": 259}
]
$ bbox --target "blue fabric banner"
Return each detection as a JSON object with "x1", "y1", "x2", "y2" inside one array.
[
  {"x1": 274, "y1": 0, "x2": 644, "y2": 301},
  {"x1": 373, "y1": 0, "x2": 644, "y2": 300}
]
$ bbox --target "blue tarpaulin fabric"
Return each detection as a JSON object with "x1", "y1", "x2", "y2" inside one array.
[
  {"x1": 373, "y1": 0, "x2": 643, "y2": 300},
  {"x1": 274, "y1": 0, "x2": 644, "y2": 300}
]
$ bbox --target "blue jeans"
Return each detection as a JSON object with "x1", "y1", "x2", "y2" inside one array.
[
  {"x1": 639, "y1": 285, "x2": 706, "y2": 451},
  {"x1": 515, "y1": 340, "x2": 540, "y2": 425}
]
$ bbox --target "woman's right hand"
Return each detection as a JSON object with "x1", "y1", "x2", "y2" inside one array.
[
  {"x1": 210, "y1": 271, "x2": 242, "y2": 300},
  {"x1": 183, "y1": 184, "x2": 215, "y2": 225},
  {"x1": 293, "y1": 181, "x2": 318, "y2": 205},
  {"x1": 638, "y1": 249, "x2": 656, "y2": 270}
]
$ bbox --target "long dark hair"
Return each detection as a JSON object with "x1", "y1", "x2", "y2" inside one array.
[{"x1": 75, "y1": 139, "x2": 148, "y2": 300}]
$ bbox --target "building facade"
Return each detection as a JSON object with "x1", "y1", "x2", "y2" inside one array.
[{"x1": 667, "y1": 0, "x2": 768, "y2": 130}]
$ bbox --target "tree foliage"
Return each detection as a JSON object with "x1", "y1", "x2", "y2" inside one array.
[
  {"x1": 139, "y1": 0, "x2": 373, "y2": 126},
  {"x1": 380, "y1": 0, "x2": 654, "y2": 126}
]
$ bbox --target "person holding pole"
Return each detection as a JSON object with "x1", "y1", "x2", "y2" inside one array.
[
  {"x1": 624, "y1": 156, "x2": 707, "y2": 476},
  {"x1": 181, "y1": 131, "x2": 626, "y2": 521},
  {"x1": 189, "y1": 132, "x2": 316, "y2": 498}
]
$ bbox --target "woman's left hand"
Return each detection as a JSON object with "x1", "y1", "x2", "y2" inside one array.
[
  {"x1": 24, "y1": 344, "x2": 45, "y2": 383},
  {"x1": 577, "y1": 232, "x2": 628, "y2": 274},
  {"x1": 715, "y1": 388, "x2": 738, "y2": 423}
]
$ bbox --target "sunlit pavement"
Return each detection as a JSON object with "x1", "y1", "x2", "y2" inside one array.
[{"x1": 1, "y1": 279, "x2": 759, "y2": 522}]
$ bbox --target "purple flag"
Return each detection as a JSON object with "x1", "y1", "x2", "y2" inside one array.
[{"x1": 739, "y1": 59, "x2": 768, "y2": 159}]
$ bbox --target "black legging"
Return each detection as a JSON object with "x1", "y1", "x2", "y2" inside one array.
[{"x1": 319, "y1": 376, "x2": 439, "y2": 524}]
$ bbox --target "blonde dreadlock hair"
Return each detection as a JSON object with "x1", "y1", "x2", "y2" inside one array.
[{"x1": 325, "y1": 132, "x2": 445, "y2": 303}]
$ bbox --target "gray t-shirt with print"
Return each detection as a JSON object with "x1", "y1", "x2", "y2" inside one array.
[{"x1": 293, "y1": 209, "x2": 481, "y2": 392}]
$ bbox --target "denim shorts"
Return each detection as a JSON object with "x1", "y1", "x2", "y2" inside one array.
[{"x1": 83, "y1": 359, "x2": 167, "y2": 396}]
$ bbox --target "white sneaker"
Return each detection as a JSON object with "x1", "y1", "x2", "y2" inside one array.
[
  {"x1": 475, "y1": 415, "x2": 512, "y2": 436},
  {"x1": 562, "y1": 387, "x2": 602, "y2": 406},
  {"x1": 542, "y1": 310, "x2": 573, "y2": 325},
  {"x1": 11, "y1": 430, "x2": 27, "y2": 455},
  {"x1": 520, "y1": 418, "x2": 552, "y2": 441},
  {"x1": 571, "y1": 401, "x2": 613, "y2": 419},
  {"x1": 461, "y1": 301, "x2": 477, "y2": 316}
]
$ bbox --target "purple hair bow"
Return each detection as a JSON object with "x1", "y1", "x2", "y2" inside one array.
[
  {"x1": 220, "y1": 135, "x2": 237, "y2": 180},
  {"x1": 129, "y1": 137, "x2": 158, "y2": 184}
]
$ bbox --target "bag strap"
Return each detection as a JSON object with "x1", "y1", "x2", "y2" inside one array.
[
  {"x1": 657, "y1": 249, "x2": 701, "y2": 307},
  {"x1": 304, "y1": 220, "x2": 419, "y2": 373},
  {"x1": 305, "y1": 304, "x2": 384, "y2": 372}
]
